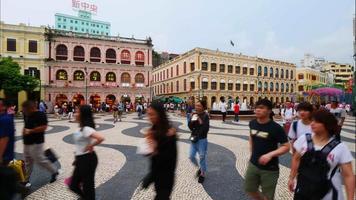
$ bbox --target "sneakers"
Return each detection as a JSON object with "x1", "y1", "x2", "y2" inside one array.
[
  {"x1": 196, "y1": 169, "x2": 201, "y2": 178},
  {"x1": 24, "y1": 182, "x2": 32, "y2": 188},
  {"x1": 198, "y1": 175, "x2": 205, "y2": 184},
  {"x1": 50, "y1": 172, "x2": 59, "y2": 183}
]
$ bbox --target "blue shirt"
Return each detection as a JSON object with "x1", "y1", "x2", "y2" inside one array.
[{"x1": 0, "y1": 113, "x2": 15, "y2": 162}]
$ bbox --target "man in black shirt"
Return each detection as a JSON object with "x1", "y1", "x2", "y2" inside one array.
[
  {"x1": 244, "y1": 99, "x2": 290, "y2": 200},
  {"x1": 22, "y1": 100, "x2": 58, "y2": 187}
]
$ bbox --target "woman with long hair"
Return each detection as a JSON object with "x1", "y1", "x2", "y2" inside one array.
[
  {"x1": 288, "y1": 109, "x2": 354, "y2": 200},
  {"x1": 69, "y1": 105, "x2": 104, "y2": 200},
  {"x1": 141, "y1": 101, "x2": 177, "y2": 200}
]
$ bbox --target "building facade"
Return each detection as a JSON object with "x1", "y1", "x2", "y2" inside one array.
[
  {"x1": 0, "y1": 22, "x2": 46, "y2": 107},
  {"x1": 300, "y1": 53, "x2": 326, "y2": 70},
  {"x1": 55, "y1": 10, "x2": 110, "y2": 36},
  {"x1": 322, "y1": 62, "x2": 354, "y2": 86},
  {"x1": 152, "y1": 48, "x2": 297, "y2": 109},
  {"x1": 45, "y1": 30, "x2": 153, "y2": 108},
  {"x1": 296, "y1": 67, "x2": 333, "y2": 93}
]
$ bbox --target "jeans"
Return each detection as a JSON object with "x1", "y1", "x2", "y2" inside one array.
[
  {"x1": 186, "y1": 113, "x2": 191, "y2": 125},
  {"x1": 234, "y1": 114, "x2": 239, "y2": 122},
  {"x1": 222, "y1": 112, "x2": 227, "y2": 122},
  {"x1": 70, "y1": 152, "x2": 98, "y2": 200},
  {"x1": 189, "y1": 138, "x2": 208, "y2": 173}
]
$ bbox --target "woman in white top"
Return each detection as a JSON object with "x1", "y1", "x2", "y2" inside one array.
[
  {"x1": 69, "y1": 105, "x2": 104, "y2": 200},
  {"x1": 288, "y1": 110, "x2": 354, "y2": 200},
  {"x1": 220, "y1": 99, "x2": 227, "y2": 122}
]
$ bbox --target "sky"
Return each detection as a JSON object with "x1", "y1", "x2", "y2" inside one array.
[{"x1": 1, "y1": 0, "x2": 355, "y2": 65}]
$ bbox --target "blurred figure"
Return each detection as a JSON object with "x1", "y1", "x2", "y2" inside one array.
[
  {"x1": 328, "y1": 100, "x2": 346, "y2": 141},
  {"x1": 233, "y1": 101, "x2": 240, "y2": 122},
  {"x1": 0, "y1": 98, "x2": 15, "y2": 165},
  {"x1": 281, "y1": 101, "x2": 297, "y2": 134},
  {"x1": 67, "y1": 102, "x2": 74, "y2": 121},
  {"x1": 186, "y1": 100, "x2": 193, "y2": 125},
  {"x1": 220, "y1": 98, "x2": 227, "y2": 122},
  {"x1": 288, "y1": 110, "x2": 354, "y2": 200},
  {"x1": 188, "y1": 100, "x2": 209, "y2": 183},
  {"x1": 137, "y1": 102, "x2": 143, "y2": 119},
  {"x1": 39, "y1": 100, "x2": 46, "y2": 113},
  {"x1": 112, "y1": 104, "x2": 119, "y2": 124},
  {"x1": 69, "y1": 105, "x2": 104, "y2": 200},
  {"x1": 22, "y1": 100, "x2": 59, "y2": 187},
  {"x1": 141, "y1": 101, "x2": 177, "y2": 200}
]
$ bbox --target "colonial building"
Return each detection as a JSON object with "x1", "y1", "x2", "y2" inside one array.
[
  {"x1": 322, "y1": 62, "x2": 354, "y2": 86},
  {"x1": 296, "y1": 67, "x2": 333, "y2": 92},
  {"x1": 0, "y1": 22, "x2": 46, "y2": 108},
  {"x1": 152, "y1": 48, "x2": 297, "y2": 109},
  {"x1": 45, "y1": 29, "x2": 153, "y2": 108}
]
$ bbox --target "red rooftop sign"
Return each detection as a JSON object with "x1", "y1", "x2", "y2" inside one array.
[{"x1": 72, "y1": 0, "x2": 98, "y2": 14}]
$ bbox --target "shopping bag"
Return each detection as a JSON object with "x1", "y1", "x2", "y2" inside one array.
[{"x1": 8, "y1": 159, "x2": 26, "y2": 182}]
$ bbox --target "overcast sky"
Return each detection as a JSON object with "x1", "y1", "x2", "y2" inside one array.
[{"x1": 1, "y1": 0, "x2": 355, "y2": 65}]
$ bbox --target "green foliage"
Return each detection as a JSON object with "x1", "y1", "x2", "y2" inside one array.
[{"x1": 0, "y1": 57, "x2": 39, "y2": 95}]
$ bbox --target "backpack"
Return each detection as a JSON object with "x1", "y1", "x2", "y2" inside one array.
[
  {"x1": 292, "y1": 121, "x2": 298, "y2": 137},
  {"x1": 295, "y1": 134, "x2": 340, "y2": 200}
]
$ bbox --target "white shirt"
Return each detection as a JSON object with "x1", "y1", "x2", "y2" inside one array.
[
  {"x1": 281, "y1": 108, "x2": 296, "y2": 123},
  {"x1": 294, "y1": 135, "x2": 353, "y2": 200},
  {"x1": 288, "y1": 119, "x2": 312, "y2": 140},
  {"x1": 220, "y1": 102, "x2": 227, "y2": 113},
  {"x1": 73, "y1": 126, "x2": 95, "y2": 156},
  {"x1": 329, "y1": 108, "x2": 346, "y2": 126}
]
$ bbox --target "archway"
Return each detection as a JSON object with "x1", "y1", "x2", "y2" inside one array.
[
  {"x1": 55, "y1": 94, "x2": 68, "y2": 105},
  {"x1": 211, "y1": 96, "x2": 217, "y2": 109},
  {"x1": 281, "y1": 97, "x2": 285, "y2": 103},
  {"x1": 90, "y1": 94, "x2": 101, "y2": 109},
  {"x1": 106, "y1": 94, "x2": 116, "y2": 106},
  {"x1": 72, "y1": 94, "x2": 84, "y2": 106},
  {"x1": 250, "y1": 97, "x2": 254, "y2": 106}
]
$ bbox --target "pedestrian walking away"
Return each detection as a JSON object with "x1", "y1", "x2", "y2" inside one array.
[
  {"x1": 233, "y1": 101, "x2": 240, "y2": 122},
  {"x1": 141, "y1": 101, "x2": 177, "y2": 200},
  {"x1": 220, "y1": 98, "x2": 227, "y2": 122},
  {"x1": 245, "y1": 99, "x2": 290, "y2": 200},
  {"x1": 21, "y1": 100, "x2": 59, "y2": 187},
  {"x1": 188, "y1": 100, "x2": 209, "y2": 184},
  {"x1": 69, "y1": 105, "x2": 104, "y2": 200},
  {"x1": 328, "y1": 100, "x2": 346, "y2": 141},
  {"x1": 288, "y1": 109, "x2": 354, "y2": 200}
]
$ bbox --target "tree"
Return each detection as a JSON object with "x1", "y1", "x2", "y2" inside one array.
[{"x1": 0, "y1": 57, "x2": 39, "y2": 96}]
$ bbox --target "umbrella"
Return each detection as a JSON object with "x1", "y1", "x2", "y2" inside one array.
[
  {"x1": 313, "y1": 87, "x2": 343, "y2": 96},
  {"x1": 171, "y1": 96, "x2": 183, "y2": 104}
]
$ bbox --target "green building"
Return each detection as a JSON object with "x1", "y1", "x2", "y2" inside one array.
[{"x1": 55, "y1": 10, "x2": 110, "y2": 36}]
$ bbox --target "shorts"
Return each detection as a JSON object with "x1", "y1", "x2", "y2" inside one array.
[
  {"x1": 244, "y1": 162, "x2": 279, "y2": 200},
  {"x1": 113, "y1": 111, "x2": 118, "y2": 117}
]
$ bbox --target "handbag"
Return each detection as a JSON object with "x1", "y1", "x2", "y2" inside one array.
[
  {"x1": 190, "y1": 135, "x2": 199, "y2": 143},
  {"x1": 44, "y1": 148, "x2": 58, "y2": 163}
]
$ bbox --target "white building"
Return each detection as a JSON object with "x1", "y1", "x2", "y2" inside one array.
[{"x1": 300, "y1": 53, "x2": 326, "y2": 70}]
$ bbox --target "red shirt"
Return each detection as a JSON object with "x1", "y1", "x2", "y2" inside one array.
[{"x1": 234, "y1": 104, "x2": 240, "y2": 114}]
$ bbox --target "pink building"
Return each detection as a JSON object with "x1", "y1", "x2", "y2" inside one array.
[{"x1": 44, "y1": 30, "x2": 153, "y2": 108}]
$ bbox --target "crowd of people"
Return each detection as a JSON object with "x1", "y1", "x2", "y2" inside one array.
[{"x1": 0, "y1": 97, "x2": 354, "y2": 200}]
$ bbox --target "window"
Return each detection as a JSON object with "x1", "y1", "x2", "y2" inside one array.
[
  {"x1": 190, "y1": 63, "x2": 195, "y2": 71},
  {"x1": 286, "y1": 83, "x2": 289, "y2": 92},
  {"x1": 236, "y1": 83, "x2": 241, "y2": 91},
  {"x1": 74, "y1": 27, "x2": 77, "y2": 31},
  {"x1": 228, "y1": 65, "x2": 233, "y2": 73},
  {"x1": 121, "y1": 73, "x2": 130, "y2": 83},
  {"x1": 286, "y1": 69, "x2": 289, "y2": 79},
  {"x1": 184, "y1": 62, "x2": 187, "y2": 74},
  {"x1": 243, "y1": 84, "x2": 248, "y2": 91},
  {"x1": 220, "y1": 82, "x2": 226, "y2": 90},
  {"x1": 228, "y1": 83, "x2": 233, "y2": 90},
  {"x1": 134, "y1": 73, "x2": 144, "y2": 84},
  {"x1": 106, "y1": 49, "x2": 116, "y2": 63},
  {"x1": 28, "y1": 40, "x2": 37, "y2": 53},
  {"x1": 170, "y1": 82, "x2": 173, "y2": 93},
  {"x1": 190, "y1": 81, "x2": 195, "y2": 90},
  {"x1": 58, "y1": 25, "x2": 61, "y2": 28},
  {"x1": 7, "y1": 38, "x2": 16, "y2": 51},
  {"x1": 249, "y1": 68, "x2": 254, "y2": 75},
  {"x1": 184, "y1": 79, "x2": 187, "y2": 90},
  {"x1": 90, "y1": 47, "x2": 101, "y2": 62},
  {"x1": 258, "y1": 66, "x2": 262, "y2": 76},
  {"x1": 211, "y1": 63, "x2": 217, "y2": 72},
  {"x1": 73, "y1": 46, "x2": 85, "y2": 61},
  {"x1": 211, "y1": 82, "x2": 217, "y2": 90},
  {"x1": 250, "y1": 84, "x2": 255, "y2": 91},
  {"x1": 135, "y1": 51, "x2": 145, "y2": 66},
  {"x1": 219, "y1": 64, "x2": 225, "y2": 73},
  {"x1": 270, "y1": 82, "x2": 274, "y2": 91},
  {"x1": 269, "y1": 68, "x2": 273, "y2": 77},
  {"x1": 106, "y1": 72, "x2": 116, "y2": 82},
  {"x1": 171, "y1": 67, "x2": 173, "y2": 77},
  {"x1": 281, "y1": 69, "x2": 284, "y2": 79},
  {"x1": 291, "y1": 84, "x2": 294, "y2": 92},
  {"x1": 73, "y1": 70, "x2": 84, "y2": 81},
  {"x1": 90, "y1": 71, "x2": 101, "y2": 81},
  {"x1": 236, "y1": 66, "x2": 241, "y2": 74},
  {"x1": 263, "y1": 67, "x2": 268, "y2": 76},
  {"x1": 121, "y1": 50, "x2": 131, "y2": 64},
  {"x1": 56, "y1": 70, "x2": 68, "y2": 80},
  {"x1": 202, "y1": 62, "x2": 208, "y2": 71},
  {"x1": 176, "y1": 80, "x2": 179, "y2": 92},
  {"x1": 243, "y1": 67, "x2": 248, "y2": 75},
  {"x1": 312, "y1": 75, "x2": 316, "y2": 80},
  {"x1": 56, "y1": 44, "x2": 68, "y2": 60},
  {"x1": 202, "y1": 81, "x2": 208, "y2": 89},
  {"x1": 176, "y1": 65, "x2": 179, "y2": 76},
  {"x1": 298, "y1": 74, "x2": 304, "y2": 79},
  {"x1": 276, "y1": 83, "x2": 279, "y2": 91},
  {"x1": 275, "y1": 68, "x2": 279, "y2": 78},
  {"x1": 258, "y1": 82, "x2": 262, "y2": 91},
  {"x1": 70, "y1": 20, "x2": 73, "y2": 23},
  {"x1": 70, "y1": 27, "x2": 73, "y2": 30},
  {"x1": 58, "y1": 18, "x2": 61, "y2": 21},
  {"x1": 264, "y1": 82, "x2": 268, "y2": 91},
  {"x1": 63, "y1": 25, "x2": 66, "y2": 29},
  {"x1": 291, "y1": 70, "x2": 294, "y2": 79},
  {"x1": 24, "y1": 67, "x2": 40, "y2": 79},
  {"x1": 298, "y1": 85, "x2": 304, "y2": 92}
]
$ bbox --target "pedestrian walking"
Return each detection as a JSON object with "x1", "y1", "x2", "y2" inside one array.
[
  {"x1": 186, "y1": 100, "x2": 193, "y2": 125},
  {"x1": 118, "y1": 101, "x2": 124, "y2": 122},
  {"x1": 112, "y1": 104, "x2": 119, "y2": 124},
  {"x1": 220, "y1": 98, "x2": 227, "y2": 122},
  {"x1": 137, "y1": 102, "x2": 143, "y2": 119},
  {"x1": 244, "y1": 99, "x2": 290, "y2": 200},
  {"x1": 233, "y1": 101, "x2": 240, "y2": 122},
  {"x1": 141, "y1": 101, "x2": 177, "y2": 200},
  {"x1": 21, "y1": 100, "x2": 59, "y2": 187},
  {"x1": 67, "y1": 102, "x2": 74, "y2": 121},
  {"x1": 288, "y1": 109, "x2": 354, "y2": 200},
  {"x1": 39, "y1": 100, "x2": 47, "y2": 113},
  {"x1": 281, "y1": 101, "x2": 297, "y2": 134},
  {"x1": 328, "y1": 100, "x2": 346, "y2": 141},
  {"x1": 188, "y1": 100, "x2": 209, "y2": 183},
  {"x1": 0, "y1": 98, "x2": 15, "y2": 166},
  {"x1": 69, "y1": 105, "x2": 104, "y2": 200}
]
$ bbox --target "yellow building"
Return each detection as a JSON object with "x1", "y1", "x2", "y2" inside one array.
[
  {"x1": 0, "y1": 22, "x2": 46, "y2": 108},
  {"x1": 152, "y1": 48, "x2": 297, "y2": 109},
  {"x1": 296, "y1": 67, "x2": 328, "y2": 92},
  {"x1": 323, "y1": 62, "x2": 354, "y2": 86}
]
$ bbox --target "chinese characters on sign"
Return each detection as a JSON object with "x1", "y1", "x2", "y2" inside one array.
[{"x1": 72, "y1": 0, "x2": 98, "y2": 14}]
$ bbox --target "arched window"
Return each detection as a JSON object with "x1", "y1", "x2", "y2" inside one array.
[
  {"x1": 258, "y1": 66, "x2": 262, "y2": 76},
  {"x1": 291, "y1": 70, "x2": 294, "y2": 79},
  {"x1": 281, "y1": 69, "x2": 284, "y2": 79},
  {"x1": 291, "y1": 84, "x2": 294, "y2": 92},
  {"x1": 270, "y1": 67, "x2": 274, "y2": 77},
  {"x1": 105, "y1": 49, "x2": 116, "y2": 63},
  {"x1": 56, "y1": 69, "x2": 68, "y2": 80},
  {"x1": 106, "y1": 72, "x2": 116, "y2": 82},
  {"x1": 275, "y1": 68, "x2": 279, "y2": 78},
  {"x1": 56, "y1": 44, "x2": 68, "y2": 60},
  {"x1": 258, "y1": 81, "x2": 262, "y2": 91},
  {"x1": 135, "y1": 51, "x2": 145, "y2": 66},
  {"x1": 263, "y1": 82, "x2": 268, "y2": 91},
  {"x1": 121, "y1": 50, "x2": 131, "y2": 64},
  {"x1": 286, "y1": 83, "x2": 289, "y2": 92},
  {"x1": 263, "y1": 67, "x2": 268, "y2": 76},
  {"x1": 90, "y1": 47, "x2": 101, "y2": 62},
  {"x1": 90, "y1": 71, "x2": 101, "y2": 81},
  {"x1": 276, "y1": 83, "x2": 279, "y2": 91},
  {"x1": 270, "y1": 82, "x2": 274, "y2": 91},
  {"x1": 281, "y1": 83, "x2": 285, "y2": 92},
  {"x1": 135, "y1": 73, "x2": 145, "y2": 83},
  {"x1": 73, "y1": 70, "x2": 84, "y2": 81},
  {"x1": 286, "y1": 69, "x2": 289, "y2": 79},
  {"x1": 121, "y1": 73, "x2": 131, "y2": 83},
  {"x1": 73, "y1": 46, "x2": 85, "y2": 61}
]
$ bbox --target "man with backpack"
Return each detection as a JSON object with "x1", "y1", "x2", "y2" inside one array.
[
  {"x1": 281, "y1": 101, "x2": 297, "y2": 134},
  {"x1": 288, "y1": 109, "x2": 354, "y2": 200},
  {"x1": 288, "y1": 102, "x2": 313, "y2": 153},
  {"x1": 245, "y1": 99, "x2": 290, "y2": 200}
]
